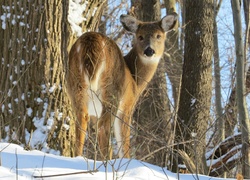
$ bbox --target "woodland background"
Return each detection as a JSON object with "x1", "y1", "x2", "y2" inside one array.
[{"x1": 0, "y1": 0, "x2": 250, "y2": 178}]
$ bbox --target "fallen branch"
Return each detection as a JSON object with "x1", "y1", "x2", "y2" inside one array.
[
  {"x1": 33, "y1": 169, "x2": 98, "y2": 178},
  {"x1": 209, "y1": 147, "x2": 241, "y2": 176},
  {"x1": 176, "y1": 134, "x2": 242, "y2": 176},
  {"x1": 207, "y1": 133, "x2": 241, "y2": 159}
]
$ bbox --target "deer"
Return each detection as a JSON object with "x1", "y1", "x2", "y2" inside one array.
[{"x1": 66, "y1": 12, "x2": 178, "y2": 160}]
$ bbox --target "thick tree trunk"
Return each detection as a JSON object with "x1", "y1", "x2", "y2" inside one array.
[
  {"x1": 131, "y1": 0, "x2": 172, "y2": 166},
  {"x1": 0, "y1": 0, "x2": 75, "y2": 156},
  {"x1": 174, "y1": 0, "x2": 214, "y2": 174}
]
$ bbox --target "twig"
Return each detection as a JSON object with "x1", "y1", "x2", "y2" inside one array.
[
  {"x1": 139, "y1": 140, "x2": 195, "y2": 161},
  {"x1": 177, "y1": 149, "x2": 196, "y2": 174},
  {"x1": 41, "y1": 154, "x2": 46, "y2": 177},
  {"x1": 15, "y1": 149, "x2": 18, "y2": 180},
  {"x1": 33, "y1": 169, "x2": 98, "y2": 178}
]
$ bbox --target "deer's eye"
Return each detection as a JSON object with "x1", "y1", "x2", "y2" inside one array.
[
  {"x1": 156, "y1": 34, "x2": 161, "y2": 39},
  {"x1": 138, "y1": 35, "x2": 144, "y2": 41}
]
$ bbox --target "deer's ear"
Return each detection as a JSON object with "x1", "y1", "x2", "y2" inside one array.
[
  {"x1": 120, "y1": 14, "x2": 139, "y2": 33},
  {"x1": 161, "y1": 12, "x2": 178, "y2": 32}
]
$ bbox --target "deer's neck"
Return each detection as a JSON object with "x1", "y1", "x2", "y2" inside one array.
[{"x1": 124, "y1": 48, "x2": 159, "y2": 93}]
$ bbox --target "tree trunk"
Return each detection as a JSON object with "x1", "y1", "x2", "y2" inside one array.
[
  {"x1": 163, "y1": 0, "x2": 182, "y2": 171},
  {"x1": 131, "y1": 0, "x2": 172, "y2": 166},
  {"x1": 231, "y1": 0, "x2": 250, "y2": 177},
  {"x1": 164, "y1": 0, "x2": 182, "y2": 107},
  {"x1": 0, "y1": 0, "x2": 104, "y2": 157},
  {"x1": 213, "y1": 0, "x2": 225, "y2": 146},
  {"x1": 173, "y1": 0, "x2": 214, "y2": 174},
  {"x1": 0, "y1": 0, "x2": 75, "y2": 156},
  {"x1": 222, "y1": 0, "x2": 250, "y2": 141}
]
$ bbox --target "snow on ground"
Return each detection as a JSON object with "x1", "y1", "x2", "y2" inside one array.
[{"x1": 0, "y1": 143, "x2": 234, "y2": 180}]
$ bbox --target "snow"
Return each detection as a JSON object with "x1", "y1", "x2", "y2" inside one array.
[
  {"x1": 68, "y1": 0, "x2": 88, "y2": 37},
  {"x1": 191, "y1": 98, "x2": 196, "y2": 106},
  {"x1": 21, "y1": 60, "x2": 25, "y2": 65},
  {"x1": 1, "y1": 5, "x2": 28, "y2": 29},
  {"x1": 32, "y1": 45, "x2": 36, "y2": 51},
  {"x1": 0, "y1": 143, "x2": 234, "y2": 180},
  {"x1": 0, "y1": 11, "x2": 8, "y2": 29},
  {"x1": 36, "y1": 97, "x2": 43, "y2": 103},
  {"x1": 27, "y1": 107, "x2": 33, "y2": 117},
  {"x1": 191, "y1": 132, "x2": 197, "y2": 137},
  {"x1": 49, "y1": 84, "x2": 57, "y2": 93},
  {"x1": 1, "y1": 104, "x2": 4, "y2": 112}
]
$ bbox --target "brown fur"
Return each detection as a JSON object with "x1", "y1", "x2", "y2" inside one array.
[{"x1": 66, "y1": 13, "x2": 178, "y2": 159}]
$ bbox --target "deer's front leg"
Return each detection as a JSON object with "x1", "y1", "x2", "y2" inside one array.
[{"x1": 121, "y1": 114, "x2": 132, "y2": 158}]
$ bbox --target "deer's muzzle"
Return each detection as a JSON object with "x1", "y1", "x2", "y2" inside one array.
[{"x1": 144, "y1": 47, "x2": 155, "y2": 57}]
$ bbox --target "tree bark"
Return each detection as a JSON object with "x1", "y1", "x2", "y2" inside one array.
[
  {"x1": 174, "y1": 0, "x2": 214, "y2": 174},
  {"x1": 0, "y1": 0, "x2": 75, "y2": 156}
]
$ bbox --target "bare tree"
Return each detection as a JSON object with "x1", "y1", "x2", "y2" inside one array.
[
  {"x1": 164, "y1": 0, "x2": 182, "y2": 107},
  {"x1": 173, "y1": 0, "x2": 214, "y2": 174},
  {"x1": 231, "y1": 0, "x2": 250, "y2": 178},
  {"x1": 163, "y1": 0, "x2": 182, "y2": 171},
  {"x1": 213, "y1": 0, "x2": 224, "y2": 145}
]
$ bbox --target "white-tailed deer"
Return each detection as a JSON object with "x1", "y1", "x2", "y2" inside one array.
[{"x1": 66, "y1": 13, "x2": 177, "y2": 159}]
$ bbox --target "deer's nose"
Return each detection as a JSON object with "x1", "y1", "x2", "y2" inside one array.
[{"x1": 144, "y1": 47, "x2": 155, "y2": 57}]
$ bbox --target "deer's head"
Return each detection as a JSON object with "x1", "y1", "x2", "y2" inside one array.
[{"x1": 120, "y1": 13, "x2": 178, "y2": 64}]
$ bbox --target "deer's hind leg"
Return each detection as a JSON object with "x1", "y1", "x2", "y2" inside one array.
[
  {"x1": 74, "y1": 101, "x2": 89, "y2": 157},
  {"x1": 68, "y1": 83, "x2": 89, "y2": 157},
  {"x1": 97, "y1": 105, "x2": 117, "y2": 160}
]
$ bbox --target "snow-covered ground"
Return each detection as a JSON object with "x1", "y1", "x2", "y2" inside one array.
[{"x1": 0, "y1": 143, "x2": 234, "y2": 180}]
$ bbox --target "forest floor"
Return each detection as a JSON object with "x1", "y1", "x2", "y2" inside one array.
[{"x1": 0, "y1": 142, "x2": 235, "y2": 180}]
